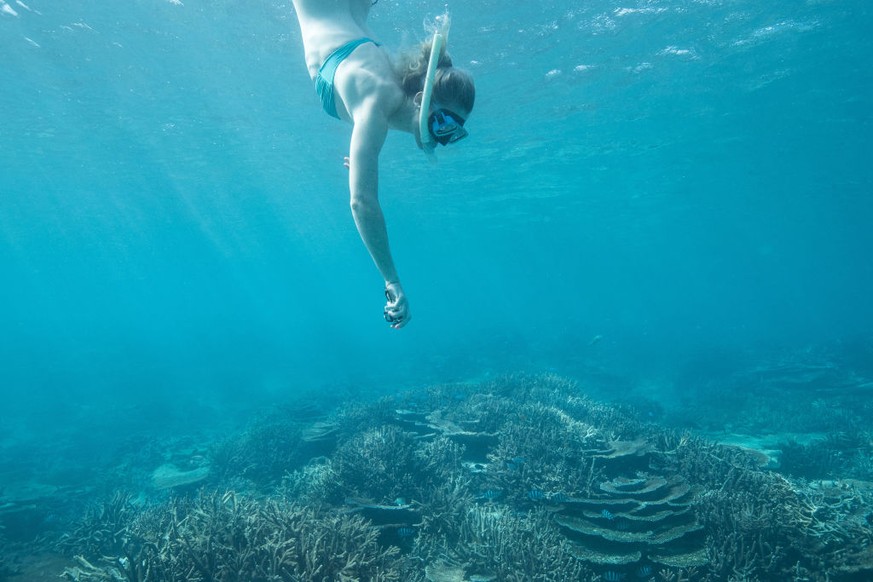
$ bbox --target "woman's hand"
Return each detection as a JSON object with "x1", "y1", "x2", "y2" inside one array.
[{"x1": 383, "y1": 281, "x2": 411, "y2": 329}]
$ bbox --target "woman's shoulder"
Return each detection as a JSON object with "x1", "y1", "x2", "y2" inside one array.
[
  {"x1": 342, "y1": 46, "x2": 404, "y2": 102},
  {"x1": 329, "y1": 53, "x2": 403, "y2": 125}
]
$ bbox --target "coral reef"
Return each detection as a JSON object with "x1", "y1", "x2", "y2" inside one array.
[
  {"x1": 466, "y1": 387, "x2": 705, "y2": 577},
  {"x1": 46, "y1": 371, "x2": 873, "y2": 580},
  {"x1": 332, "y1": 425, "x2": 439, "y2": 504},
  {"x1": 208, "y1": 411, "x2": 317, "y2": 488},
  {"x1": 150, "y1": 464, "x2": 210, "y2": 490},
  {"x1": 60, "y1": 491, "x2": 402, "y2": 581},
  {"x1": 418, "y1": 505, "x2": 591, "y2": 581},
  {"x1": 554, "y1": 473, "x2": 706, "y2": 572},
  {"x1": 56, "y1": 492, "x2": 139, "y2": 561},
  {"x1": 777, "y1": 430, "x2": 873, "y2": 481},
  {"x1": 672, "y1": 346, "x2": 873, "y2": 437},
  {"x1": 673, "y1": 434, "x2": 873, "y2": 580}
]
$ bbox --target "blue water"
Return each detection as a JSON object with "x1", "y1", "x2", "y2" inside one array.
[{"x1": 1, "y1": 0, "x2": 871, "y2": 556}]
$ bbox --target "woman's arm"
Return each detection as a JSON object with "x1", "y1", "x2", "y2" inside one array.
[{"x1": 347, "y1": 98, "x2": 411, "y2": 328}]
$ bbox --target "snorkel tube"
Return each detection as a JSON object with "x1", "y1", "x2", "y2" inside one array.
[{"x1": 419, "y1": 14, "x2": 451, "y2": 156}]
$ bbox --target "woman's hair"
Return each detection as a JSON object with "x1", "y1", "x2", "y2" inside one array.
[{"x1": 394, "y1": 40, "x2": 475, "y2": 113}]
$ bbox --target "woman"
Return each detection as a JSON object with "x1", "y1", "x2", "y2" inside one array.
[{"x1": 290, "y1": 0, "x2": 476, "y2": 329}]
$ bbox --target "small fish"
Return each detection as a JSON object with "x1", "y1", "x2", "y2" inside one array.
[
  {"x1": 526, "y1": 489, "x2": 545, "y2": 501},
  {"x1": 588, "y1": 334, "x2": 603, "y2": 346},
  {"x1": 552, "y1": 493, "x2": 571, "y2": 503},
  {"x1": 600, "y1": 509, "x2": 615, "y2": 520},
  {"x1": 396, "y1": 526, "x2": 416, "y2": 538},
  {"x1": 42, "y1": 513, "x2": 59, "y2": 525},
  {"x1": 477, "y1": 489, "x2": 502, "y2": 501},
  {"x1": 603, "y1": 571, "x2": 625, "y2": 582},
  {"x1": 635, "y1": 565, "x2": 654, "y2": 578},
  {"x1": 506, "y1": 456, "x2": 526, "y2": 471}
]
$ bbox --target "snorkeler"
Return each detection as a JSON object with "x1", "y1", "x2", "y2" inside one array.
[{"x1": 290, "y1": 0, "x2": 475, "y2": 329}]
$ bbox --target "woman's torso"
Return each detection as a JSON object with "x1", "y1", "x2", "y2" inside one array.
[{"x1": 292, "y1": 0, "x2": 376, "y2": 78}]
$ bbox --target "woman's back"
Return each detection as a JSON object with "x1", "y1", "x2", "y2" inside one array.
[{"x1": 292, "y1": 0, "x2": 376, "y2": 77}]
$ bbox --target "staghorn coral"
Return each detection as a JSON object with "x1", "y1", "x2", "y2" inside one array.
[
  {"x1": 279, "y1": 457, "x2": 342, "y2": 505},
  {"x1": 486, "y1": 400, "x2": 657, "y2": 513},
  {"x1": 664, "y1": 433, "x2": 763, "y2": 492},
  {"x1": 479, "y1": 372, "x2": 580, "y2": 404},
  {"x1": 789, "y1": 479, "x2": 873, "y2": 578},
  {"x1": 209, "y1": 411, "x2": 313, "y2": 488},
  {"x1": 417, "y1": 435, "x2": 466, "y2": 483},
  {"x1": 437, "y1": 392, "x2": 516, "y2": 440},
  {"x1": 416, "y1": 504, "x2": 592, "y2": 582},
  {"x1": 673, "y1": 434, "x2": 873, "y2": 580},
  {"x1": 478, "y1": 373, "x2": 648, "y2": 439},
  {"x1": 422, "y1": 373, "x2": 598, "y2": 440},
  {"x1": 668, "y1": 436, "x2": 800, "y2": 579},
  {"x1": 415, "y1": 475, "x2": 474, "y2": 547},
  {"x1": 391, "y1": 406, "x2": 498, "y2": 466},
  {"x1": 61, "y1": 490, "x2": 403, "y2": 582},
  {"x1": 397, "y1": 380, "x2": 481, "y2": 416},
  {"x1": 487, "y1": 402, "x2": 611, "y2": 499},
  {"x1": 56, "y1": 492, "x2": 139, "y2": 560},
  {"x1": 332, "y1": 425, "x2": 455, "y2": 504},
  {"x1": 333, "y1": 396, "x2": 404, "y2": 440},
  {"x1": 777, "y1": 431, "x2": 873, "y2": 481}
]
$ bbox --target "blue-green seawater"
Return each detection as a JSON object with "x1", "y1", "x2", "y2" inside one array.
[{"x1": 0, "y1": 0, "x2": 871, "y2": 507}]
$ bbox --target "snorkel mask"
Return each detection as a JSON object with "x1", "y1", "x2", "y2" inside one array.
[
  {"x1": 419, "y1": 15, "x2": 465, "y2": 155},
  {"x1": 428, "y1": 109, "x2": 468, "y2": 146}
]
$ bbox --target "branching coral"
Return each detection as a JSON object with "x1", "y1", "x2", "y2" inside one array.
[
  {"x1": 788, "y1": 480, "x2": 873, "y2": 578},
  {"x1": 416, "y1": 436, "x2": 466, "y2": 483},
  {"x1": 60, "y1": 490, "x2": 403, "y2": 581},
  {"x1": 488, "y1": 409, "x2": 654, "y2": 513},
  {"x1": 56, "y1": 492, "x2": 139, "y2": 560},
  {"x1": 675, "y1": 435, "x2": 873, "y2": 579},
  {"x1": 333, "y1": 396, "x2": 404, "y2": 439},
  {"x1": 415, "y1": 475, "x2": 474, "y2": 547},
  {"x1": 477, "y1": 373, "x2": 647, "y2": 439},
  {"x1": 777, "y1": 431, "x2": 873, "y2": 481},
  {"x1": 487, "y1": 402, "x2": 611, "y2": 499},
  {"x1": 416, "y1": 504, "x2": 591, "y2": 582},
  {"x1": 209, "y1": 412, "x2": 312, "y2": 488},
  {"x1": 279, "y1": 457, "x2": 342, "y2": 505},
  {"x1": 670, "y1": 440, "x2": 800, "y2": 578},
  {"x1": 332, "y1": 425, "x2": 450, "y2": 504}
]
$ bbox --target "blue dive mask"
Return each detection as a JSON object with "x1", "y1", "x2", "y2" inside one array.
[{"x1": 428, "y1": 109, "x2": 468, "y2": 146}]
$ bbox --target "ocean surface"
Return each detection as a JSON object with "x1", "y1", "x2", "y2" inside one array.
[{"x1": 1, "y1": 0, "x2": 872, "y2": 580}]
